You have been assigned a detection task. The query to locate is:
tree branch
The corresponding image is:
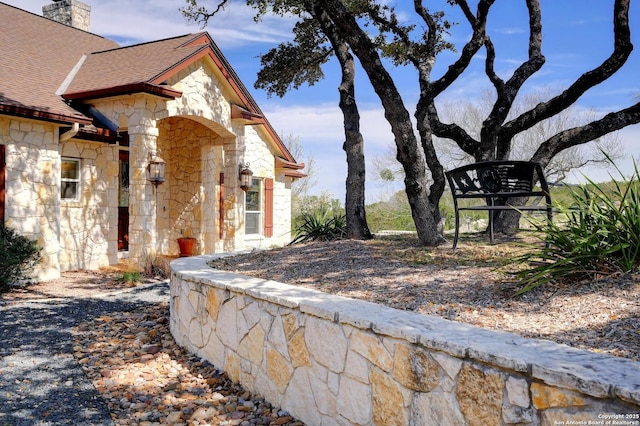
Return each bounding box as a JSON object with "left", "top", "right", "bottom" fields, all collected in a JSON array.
[
  {"left": 483, "top": 0, "right": 544, "bottom": 159},
  {"left": 181, "top": 0, "right": 230, "bottom": 27},
  {"left": 427, "top": 102, "right": 480, "bottom": 157},
  {"left": 428, "top": 0, "right": 495, "bottom": 97},
  {"left": 531, "top": 101, "right": 640, "bottom": 165},
  {"left": 503, "top": 0, "right": 633, "bottom": 141}
]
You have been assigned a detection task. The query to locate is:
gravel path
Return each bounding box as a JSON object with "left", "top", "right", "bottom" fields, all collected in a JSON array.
[
  {"left": 1, "top": 282, "right": 302, "bottom": 425},
  {"left": 0, "top": 283, "right": 169, "bottom": 425}
]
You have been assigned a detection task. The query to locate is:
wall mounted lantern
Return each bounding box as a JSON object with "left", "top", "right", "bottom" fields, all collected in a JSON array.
[
  {"left": 148, "top": 151, "right": 166, "bottom": 187},
  {"left": 239, "top": 163, "right": 253, "bottom": 192}
]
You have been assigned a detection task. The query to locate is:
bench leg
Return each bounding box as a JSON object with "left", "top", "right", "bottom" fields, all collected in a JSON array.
[
  {"left": 452, "top": 208, "right": 460, "bottom": 250},
  {"left": 488, "top": 201, "right": 494, "bottom": 244}
]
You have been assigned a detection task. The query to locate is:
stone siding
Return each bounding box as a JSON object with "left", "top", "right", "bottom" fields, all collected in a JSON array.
[
  {"left": 1, "top": 118, "right": 61, "bottom": 280},
  {"left": 1, "top": 118, "right": 119, "bottom": 276},
  {"left": 59, "top": 139, "right": 119, "bottom": 271},
  {"left": 243, "top": 125, "right": 293, "bottom": 249},
  {"left": 42, "top": 0, "right": 91, "bottom": 31},
  {"left": 170, "top": 255, "right": 640, "bottom": 426}
]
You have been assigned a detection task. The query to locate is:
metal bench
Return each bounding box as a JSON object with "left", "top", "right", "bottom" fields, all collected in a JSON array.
[{"left": 445, "top": 160, "right": 553, "bottom": 249}]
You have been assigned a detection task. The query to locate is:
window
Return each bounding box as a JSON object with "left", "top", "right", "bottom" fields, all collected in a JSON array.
[
  {"left": 61, "top": 158, "right": 80, "bottom": 200},
  {"left": 245, "top": 178, "right": 262, "bottom": 234}
]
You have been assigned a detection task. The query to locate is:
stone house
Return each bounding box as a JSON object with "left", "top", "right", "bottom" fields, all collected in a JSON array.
[{"left": 0, "top": 1, "right": 304, "bottom": 280}]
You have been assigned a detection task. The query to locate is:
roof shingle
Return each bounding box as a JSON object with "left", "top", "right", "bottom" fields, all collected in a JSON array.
[{"left": 0, "top": 2, "right": 119, "bottom": 123}]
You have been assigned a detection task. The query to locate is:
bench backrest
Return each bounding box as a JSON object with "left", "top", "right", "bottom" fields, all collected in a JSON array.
[{"left": 445, "top": 161, "right": 549, "bottom": 196}]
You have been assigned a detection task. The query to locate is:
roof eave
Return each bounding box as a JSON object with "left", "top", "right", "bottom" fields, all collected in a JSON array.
[
  {"left": 63, "top": 82, "right": 182, "bottom": 101},
  {"left": 276, "top": 157, "right": 306, "bottom": 179},
  {"left": 0, "top": 104, "right": 93, "bottom": 125},
  {"left": 75, "top": 127, "right": 120, "bottom": 144},
  {"left": 284, "top": 170, "right": 308, "bottom": 179},
  {"left": 276, "top": 157, "right": 305, "bottom": 170},
  {"left": 231, "top": 103, "right": 264, "bottom": 123}
]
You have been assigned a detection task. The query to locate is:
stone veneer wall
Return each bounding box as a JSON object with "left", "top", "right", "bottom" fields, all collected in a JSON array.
[
  {"left": 1, "top": 118, "right": 118, "bottom": 277},
  {"left": 1, "top": 118, "right": 61, "bottom": 280},
  {"left": 42, "top": 0, "right": 91, "bottom": 32},
  {"left": 59, "top": 139, "right": 119, "bottom": 271},
  {"left": 170, "top": 256, "right": 640, "bottom": 426}
]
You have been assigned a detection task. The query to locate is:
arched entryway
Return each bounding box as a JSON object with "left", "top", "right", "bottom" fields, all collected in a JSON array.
[{"left": 155, "top": 116, "right": 233, "bottom": 257}]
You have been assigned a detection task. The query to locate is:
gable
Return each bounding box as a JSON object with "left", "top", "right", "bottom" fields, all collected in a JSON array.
[{"left": 64, "top": 32, "right": 297, "bottom": 165}]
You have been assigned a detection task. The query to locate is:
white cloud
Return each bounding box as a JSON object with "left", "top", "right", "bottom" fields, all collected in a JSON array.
[
  {"left": 495, "top": 27, "right": 527, "bottom": 35},
  {"left": 7, "top": 0, "right": 295, "bottom": 47},
  {"left": 567, "top": 125, "right": 640, "bottom": 184}
]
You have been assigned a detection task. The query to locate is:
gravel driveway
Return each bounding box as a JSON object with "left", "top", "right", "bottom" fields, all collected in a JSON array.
[{"left": 0, "top": 283, "right": 170, "bottom": 426}]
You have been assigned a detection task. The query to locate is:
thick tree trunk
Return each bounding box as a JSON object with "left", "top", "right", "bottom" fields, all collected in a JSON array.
[
  {"left": 343, "top": 130, "right": 372, "bottom": 239},
  {"left": 316, "top": 6, "right": 372, "bottom": 240},
  {"left": 339, "top": 76, "right": 371, "bottom": 240},
  {"left": 492, "top": 210, "right": 522, "bottom": 236}
]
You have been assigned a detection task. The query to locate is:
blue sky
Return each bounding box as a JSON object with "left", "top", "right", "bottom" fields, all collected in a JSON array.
[{"left": 7, "top": 0, "right": 640, "bottom": 202}]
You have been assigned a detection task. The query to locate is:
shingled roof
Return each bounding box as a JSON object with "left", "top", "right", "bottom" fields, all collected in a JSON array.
[
  {"left": 0, "top": 2, "right": 119, "bottom": 124},
  {"left": 0, "top": 2, "right": 298, "bottom": 164}
]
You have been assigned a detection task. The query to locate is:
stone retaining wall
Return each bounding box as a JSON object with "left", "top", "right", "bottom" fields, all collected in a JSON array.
[{"left": 170, "top": 256, "right": 640, "bottom": 426}]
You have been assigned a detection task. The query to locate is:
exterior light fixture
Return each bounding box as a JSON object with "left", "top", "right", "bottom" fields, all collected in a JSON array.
[
  {"left": 239, "top": 163, "right": 253, "bottom": 192},
  {"left": 148, "top": 151, "right": 166, "bottom": 187}
]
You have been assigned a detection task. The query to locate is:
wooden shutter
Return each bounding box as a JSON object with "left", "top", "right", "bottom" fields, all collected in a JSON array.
[
  {"left": 0, "top": 145, "right": 5, "bottom": 223},
  {"left": 264, "top": 178, "right": 273, "bottom": 237},
  {"left": 219, "top": 172, "right": 225, "bottom": 239}
]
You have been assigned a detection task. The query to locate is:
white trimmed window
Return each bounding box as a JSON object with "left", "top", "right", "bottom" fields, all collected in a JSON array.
[
  {"left": 245, "top": 178, "right": 262, "bottom": 234},
  {"left": 61, "top": 158, "right": 81, "bottom": 201}
]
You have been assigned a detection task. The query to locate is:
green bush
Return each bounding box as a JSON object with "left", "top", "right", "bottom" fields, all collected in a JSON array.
[
  {"left": 290, "top": 212, "right": 347, "bottom": 244},
  {"left": 119, "top": 271, "right": 141, "bottom": 287},
  {"left": 514, "top": 161, "right": 640, "bottom": 295},
  {"left": 0, "top": 224, "right": 41, "bottom": 292}
]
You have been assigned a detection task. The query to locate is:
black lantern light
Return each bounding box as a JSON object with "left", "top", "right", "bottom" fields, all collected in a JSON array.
[
  {"left": 148, "top": 151, "right": 166, "bottom": 187},
  {"left": 239, "top": 163, "right": 253, "bottom": 192}
]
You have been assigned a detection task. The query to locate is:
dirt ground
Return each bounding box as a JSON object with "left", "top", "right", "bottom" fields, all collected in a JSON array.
[
  {"left": 209, "top": 235, "right": 640, "bottom": 361},
  {"left": 0, "top": 269, "right": 135, "bottom": 301}
]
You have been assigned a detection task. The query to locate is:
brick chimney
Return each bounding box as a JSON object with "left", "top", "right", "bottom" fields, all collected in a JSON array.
[{"left": 42, "top": 0, "right": 91, "bottom": 31}]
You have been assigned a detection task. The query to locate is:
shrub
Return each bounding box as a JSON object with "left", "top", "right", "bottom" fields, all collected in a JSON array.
[
  {"left": 119, "top": 271, "right": 141, "bottom": 287},
  {"left": 290, "top": 212, "right": 347, "bottom": 244},
  {"left": 141, "top": 251, "right": 170, "bottom": 279},
  {"left": 514, "top": 160, "right": 640, "bottom": 295},
  {"left": 0, "top": 225, "right": 41, "bottom": 292}
]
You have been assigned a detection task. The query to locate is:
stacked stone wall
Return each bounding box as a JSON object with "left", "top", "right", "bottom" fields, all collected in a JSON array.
[
  {"left": 42, "top": 0, "right": 91, "bottom": 31},
  {"left": 170, "top": 256, "right": 640, "bottom": 426},
  {"left": 58, "top": 140, "right": 119, "bottom": 270},
  {"left": 1, "top": 119, "right": 61, "bottom": 279}
]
